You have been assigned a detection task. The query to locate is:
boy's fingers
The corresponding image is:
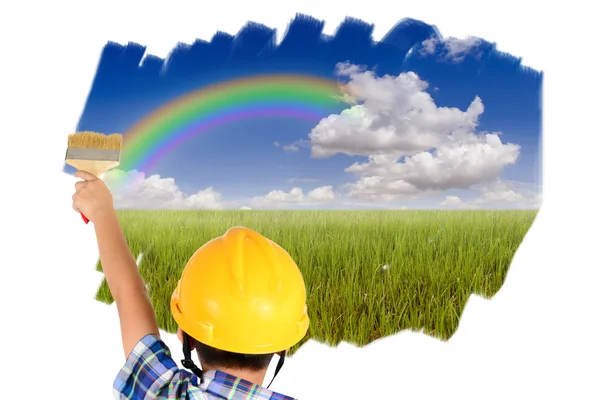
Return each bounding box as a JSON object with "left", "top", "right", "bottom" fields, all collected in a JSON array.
[
  {"left": 72, "top": 197, "right": 80, "bottom": 213},
  {"left": 75, "top": 181, "right": 86, "bottom": 191},
  {"left": 75, "top": 170, "right": 98, "bottom": 181}
]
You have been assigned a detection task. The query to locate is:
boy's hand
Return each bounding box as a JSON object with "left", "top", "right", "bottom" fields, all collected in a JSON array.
[{"left": 72, "top": 170, "right": 115, "bottom": 222}]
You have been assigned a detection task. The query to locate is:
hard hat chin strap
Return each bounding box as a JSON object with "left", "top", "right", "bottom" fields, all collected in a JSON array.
[
  {"left": 266, "top": 350, "right": 286, "bottom": 389},
  {"left": 180, "top": 332, "right": 287, "bottom": 390},
  {"left": 181, "top": 332, "right": 204, "bottom": 381}
]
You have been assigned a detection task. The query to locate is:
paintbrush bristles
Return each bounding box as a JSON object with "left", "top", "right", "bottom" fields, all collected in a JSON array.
[{"left": 67, "top": 131, "right": 122, "bottom": 150}]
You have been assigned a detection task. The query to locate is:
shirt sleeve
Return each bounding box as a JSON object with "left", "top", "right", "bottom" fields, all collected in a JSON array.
[{"left": 113, "top": 334, "right": 197, "bottom": 399}]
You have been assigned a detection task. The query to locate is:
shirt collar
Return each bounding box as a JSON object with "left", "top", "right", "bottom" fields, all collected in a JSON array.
[{"left": 201, "top": 369, "right": 295, "bottom": 399}]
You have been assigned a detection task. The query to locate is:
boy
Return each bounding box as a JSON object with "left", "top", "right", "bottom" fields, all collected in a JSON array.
[{"left": 72, "top": 170, "right": 310, "bottom": 399}]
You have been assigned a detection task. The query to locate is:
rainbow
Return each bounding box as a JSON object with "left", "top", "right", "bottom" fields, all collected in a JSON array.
[{"left": 119, "top": 75, "right": 344, "bottom": 174}]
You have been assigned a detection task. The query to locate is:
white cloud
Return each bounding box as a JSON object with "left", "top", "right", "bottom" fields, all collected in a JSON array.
[
  {"left": 473, "top": 180, "right": 524, "bottom": 204},
  {"left": 310, "top": 64, "right": 488, "bottom": 158},
  {"left": 103, "top": 169, "right": 225, "bottom": 209},
  {"left": 276, "top": 139, "right": 309, "bottom": 152},
  {"left": 419, "top": 36, "right": 484, "bottom": 63},
  {"left": 473, "top": 180, "right": 541, "bottom": 208},
  {"left": 343, "top": 175, "right": 421, "bottom": 202},
  {"left": 309, "top": 64, "right": 521, "bottom": 203},
  {"left": 438, "top": 195, "right": 478, "bottom": 209},
  {"left": 250, "top": 186, "right": 337, "bottom": 208},
  {"left": 240, "top": 206, "right": 252, "bottom": 210},
  {"left": 529, "top": 193, "right": 542, "bottom": 208},
  {"left": 307, "top": 185, "right": 336, "bottom": 202},
  {"left": 254, "top": 187, "right": 304, "bottom": 204},
  {"left": 345, "top": 135, "right": 519, "bottom": 191},
  {"left": 421, "top": 38, "right": 437, "bottom": 55},
  {"left": 439, "top": 195, "right": 463, "bottom": 207},
  {"left": 437, "top": 181, "right": 542, "bottom": 209}
]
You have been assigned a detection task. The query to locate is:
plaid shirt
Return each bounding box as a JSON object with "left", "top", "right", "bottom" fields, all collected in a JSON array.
[{"left": 113, "top": 334, "right": 296, "bottom": 400}]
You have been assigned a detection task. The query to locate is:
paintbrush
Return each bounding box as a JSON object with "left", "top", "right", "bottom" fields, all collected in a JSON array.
[{"left": 65, "top": 131, "right": 122, "bottom": 224}]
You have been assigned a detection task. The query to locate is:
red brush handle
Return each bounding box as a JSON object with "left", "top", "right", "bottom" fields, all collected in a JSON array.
[{"left": 80, "top": 212, "right": 90, "bottom": 224}]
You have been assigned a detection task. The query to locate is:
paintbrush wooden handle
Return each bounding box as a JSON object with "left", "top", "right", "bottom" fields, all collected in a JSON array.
[{"left": 80, "top": 212, "right": 90, "bottom": 224}]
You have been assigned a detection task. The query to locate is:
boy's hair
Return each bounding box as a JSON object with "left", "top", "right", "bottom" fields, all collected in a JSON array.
[{"left": 195, "top": 340, "right": 275, "bottom": 371}]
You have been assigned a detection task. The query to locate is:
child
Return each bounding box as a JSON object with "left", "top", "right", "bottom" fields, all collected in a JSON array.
[{"left": 72, "top": 170, "right": 310, "bottom": 399}]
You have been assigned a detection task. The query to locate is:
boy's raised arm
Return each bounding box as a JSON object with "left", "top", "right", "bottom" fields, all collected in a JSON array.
[{"left": 72, "top": 170, "right": 160, "bottom": 358}]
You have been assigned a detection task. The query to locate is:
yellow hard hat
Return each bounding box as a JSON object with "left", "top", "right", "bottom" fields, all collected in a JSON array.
[{"left": 170, "top": 226, "right": 310, "bottom": 354}]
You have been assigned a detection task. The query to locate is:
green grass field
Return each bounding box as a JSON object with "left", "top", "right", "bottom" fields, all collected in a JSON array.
[{"left": 95, "top": 210, "right": 537, "bottom": 353}]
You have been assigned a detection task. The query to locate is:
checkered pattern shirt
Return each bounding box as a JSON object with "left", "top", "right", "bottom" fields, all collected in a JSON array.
[{"left": 113, "top": 334, "right": 296, "bottom": 399}]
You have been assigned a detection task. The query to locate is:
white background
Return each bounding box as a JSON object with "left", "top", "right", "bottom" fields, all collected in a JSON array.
[{"left": 0, "top": 0, "right": 598, "bottom": 399}]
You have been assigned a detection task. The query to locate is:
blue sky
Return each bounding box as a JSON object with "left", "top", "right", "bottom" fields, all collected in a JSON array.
[{"left": 73, "top": 15, "right": 542, "bottom": 210}]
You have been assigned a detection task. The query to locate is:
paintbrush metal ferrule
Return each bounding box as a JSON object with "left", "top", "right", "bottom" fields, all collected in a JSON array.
[{"left": 65, "top": 148, "right": 121, "bottom": 162}]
